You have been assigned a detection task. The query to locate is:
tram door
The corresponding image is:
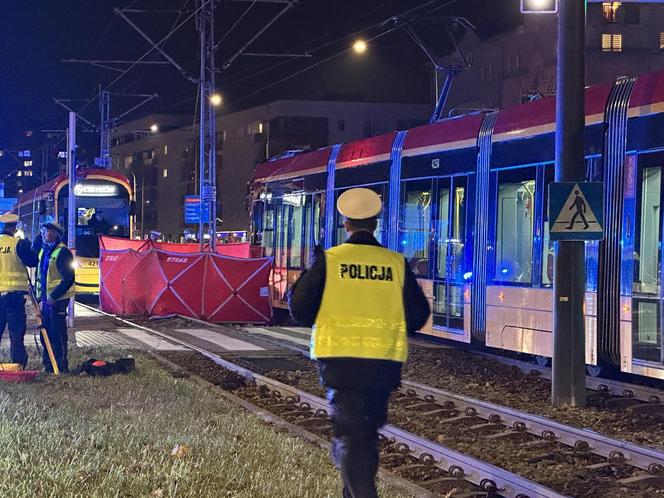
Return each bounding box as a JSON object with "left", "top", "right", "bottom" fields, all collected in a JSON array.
[
  {"left": 632, "top": 160, "right": 664, "bottom": 364},
  {"left": 272, "top": 201, "right": 288, "bottom": 303},
  {"left": 433, "top": 176, "right": 467, "bottom": 331}
]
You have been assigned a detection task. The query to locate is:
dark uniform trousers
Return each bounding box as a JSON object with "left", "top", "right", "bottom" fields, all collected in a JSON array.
[
  {"left": 0, "top": 292, "right": 28, "bottom": 367},
  {"left": 328, "top": 387, "right": 391, "bottom": 498},
  {"left": 41, "top": 300, "right": 68, "bottom": 372}
]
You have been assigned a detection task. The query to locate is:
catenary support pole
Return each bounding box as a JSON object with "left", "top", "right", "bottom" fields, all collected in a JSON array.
[
  {"left": 67, "top": 112, "right": 76, "bottom": 328},
  {"left": 552, "top": 0, "right": 586, "bottom": 407}
]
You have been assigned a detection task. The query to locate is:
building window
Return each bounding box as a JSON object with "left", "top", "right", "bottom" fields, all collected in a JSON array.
[
  {"left": 602, "top": 2, "right": 620, "bottom": 23},
  {"left": 16, "top": 171, "right": 22, "bottom": 177},
  {"left": 338, "top": 119, "right": 345, "bottom": 131},
  {"left": 163, "top": 145, "right": 168, "bottom": 155},
  {"left": 660, "top": 33, "right": 664, "bottom": 50},
  {"left": 258, "top": 122, "right": 264, "bottom": 134},
  {"left": 163, "top": 168, "right": 168, "bottom": 178},
  {"left": 602, "top": 33, "right": 622, "bottom": 52},
  {"left": 624, "top": 4, "right": 639, "bottom": 24},
  {"left": 24, "top": 170, "right": 32, "bottom": 177},
  {"left": 23, "top": 160, "right": 32, "bottom": 167}
]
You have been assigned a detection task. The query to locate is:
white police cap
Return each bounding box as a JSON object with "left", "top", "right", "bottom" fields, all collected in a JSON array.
[
  {"left": 336, "top": 188, "right": 382, "bottom": 220},
  {"left": 0, "top": 213, "right": 19, "bottom": 224}
]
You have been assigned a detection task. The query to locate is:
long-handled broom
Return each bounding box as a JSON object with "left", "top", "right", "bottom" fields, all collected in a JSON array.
[{"left": 25, "top": 270, "right": 60, "bottom": 376}]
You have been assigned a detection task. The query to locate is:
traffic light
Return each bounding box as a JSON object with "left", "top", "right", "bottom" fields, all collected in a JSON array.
[{"left": 521, "top": 0, "right": 558, "bottom": 13}]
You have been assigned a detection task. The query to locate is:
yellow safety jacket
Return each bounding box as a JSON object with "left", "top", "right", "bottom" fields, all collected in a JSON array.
[
  {"left": 0, "top": 235, "right": 29, "bottom": 292},
  {"left": 311, "top": 243, "right": 408, "bottom": 363},
  {"left": 37, "top": 243, "right": 75, "bottom": 301}
]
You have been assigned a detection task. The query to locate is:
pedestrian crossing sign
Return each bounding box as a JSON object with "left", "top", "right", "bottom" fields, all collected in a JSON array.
[{"left": 548, "top": 182, "right": 604, "bottom": 241}]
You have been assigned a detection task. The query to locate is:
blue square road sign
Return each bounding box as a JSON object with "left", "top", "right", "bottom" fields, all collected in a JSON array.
[{"left": 548, "top": 182, "right": 604, "bottom": 241}]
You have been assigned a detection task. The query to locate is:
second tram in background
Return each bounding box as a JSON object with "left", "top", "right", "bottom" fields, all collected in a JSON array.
[
  {"left": 16, "top": 169, "right": 134, "bottom": 295},
  {"left": 250, "top": 68, "right": 664, "bottom": 383}
]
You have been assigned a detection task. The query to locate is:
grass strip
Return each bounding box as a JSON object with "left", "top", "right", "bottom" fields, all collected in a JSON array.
[{"left": 0, "top": 347, "right": 413, "bottom": 498}]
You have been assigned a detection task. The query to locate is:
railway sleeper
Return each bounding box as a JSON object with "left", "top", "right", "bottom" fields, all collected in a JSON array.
[
  {"left": 438, "top": 415, "right": 482, "bottom": 425},
  {"left": 401, "top": 401, "right": 441, "bottom": 411},
  {"left": 292, "top": 417, "right": 331, "bottom": 428},
  {"left": 627, "top": 403, "right": 664, "bottom": 415},
  {"left": 421, "top": 407, "right": 458, "bottom": 417},
  {"left": 617, "top": 473, "right": 664, "bottom": 488},
  {"left": 604, "top": 397, "right": 642, "bottom": 409},
  {"left": 485, "top": 429, "right": 531, "bottom": 441},
  {"left": 467, "top": 422, "right": 505, "bottom": 433}
]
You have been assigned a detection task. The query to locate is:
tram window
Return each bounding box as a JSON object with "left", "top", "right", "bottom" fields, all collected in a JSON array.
[
  {"left": 261, "top": 200, "right": 275, "bottom": 257},
  {"left": 286, "top": 194, "right": 305, "bottom": 268},
  {"left": 435, "top": 186, "right": 450, "bottom": 279},
  {"left": 542, "top": 167, "right": 554, "bottom": 287},
  {"left": 335, "top": 185, "right": 387, "bottom": 245},
  {"left": 400, "top": 179, "right": 433, "bottom": 277},
  {"left": 632, "top": 163, "right": 664, "bottom": 363},
  {"left": 634, "top": 167, "right": 661, "bottom": 295},
  {"left": 495, "top": 173, "right": 535, "bottom": 284}
]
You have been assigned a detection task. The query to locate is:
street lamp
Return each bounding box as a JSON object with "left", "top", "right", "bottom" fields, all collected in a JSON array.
[
  {"left": 521, "top": 0, "right": 558, "bottom": 13},
  {"left": 210, "top": 93, "right": 222, "bottom": 107},
  {"left": 353, "top": 39, "right": 368, "bottom": 54},
  {"left": 150, "top": 124, "right": 159, "bottom": 133}
]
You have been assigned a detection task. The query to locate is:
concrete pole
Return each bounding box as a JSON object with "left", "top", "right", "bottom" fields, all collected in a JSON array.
[
  {"left": 552, "top": 0, "right": 586, "bottom": 407},
  {"left": 66, "top": 112, "right": 76, "bottom": 327},
  {"left": 198, "top": 15, "right": 206, "bottom": 251}
]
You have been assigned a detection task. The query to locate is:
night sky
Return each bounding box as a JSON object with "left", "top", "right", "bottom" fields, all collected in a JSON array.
[{"left": 0, "top": 0, "right": 520, "bottom": 153}]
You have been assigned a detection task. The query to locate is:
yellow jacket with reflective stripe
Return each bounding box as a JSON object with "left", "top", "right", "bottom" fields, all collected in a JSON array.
[
  {"left": 311, "top": 243, "right": 408, "bottom": 363},
  {"left": 38, "top": 243, "right": 75, "bottom": 301},
  {"left": 0, "top": 235, "right": 29, "bottom": 292}
]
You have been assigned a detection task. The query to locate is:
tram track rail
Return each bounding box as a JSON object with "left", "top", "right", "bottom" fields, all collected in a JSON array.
[
  {"left": 218, "top": 324, "right": 664, "bottom": 478},
  {"left": 469, "top": 350, "right": 664, "bottom": 408},
  {"left": 76, "top": 305, "right": 664, "bottom": 495},
  {"left": 77, "top": 304, "right": 566, "bottom": 498}
]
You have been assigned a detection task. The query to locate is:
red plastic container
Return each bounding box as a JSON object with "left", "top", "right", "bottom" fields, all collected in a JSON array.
[{"left": 0, "top": 370, "right": 39, "bottom": 382}]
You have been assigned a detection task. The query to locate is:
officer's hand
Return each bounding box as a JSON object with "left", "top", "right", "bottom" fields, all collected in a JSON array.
[{"left": 46, "top": 297, "right": 56, "bottom": 306}]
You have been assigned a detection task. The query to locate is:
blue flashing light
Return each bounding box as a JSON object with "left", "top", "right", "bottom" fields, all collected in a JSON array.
[{"left": 463, "top": 271, "right": 473, "bottom": 281}]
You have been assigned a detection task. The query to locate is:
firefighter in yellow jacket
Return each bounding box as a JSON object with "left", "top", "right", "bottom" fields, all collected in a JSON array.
[
  {"left": 36, "top": 221, "right": 74, "bottom": 373},
  {"left": 289, "top": 188, "right": 430, "bottom": 498},
  {"left": 0, "top": 213, "right": 39, "bottom": 367}
]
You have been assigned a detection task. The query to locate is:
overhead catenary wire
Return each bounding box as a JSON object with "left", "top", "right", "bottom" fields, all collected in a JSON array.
[
  {"left": 164, "top": 0, "right": 456, "bottom": 111},
  {"left": 76, "top": 0, "right": 214, "bottom": 118}
]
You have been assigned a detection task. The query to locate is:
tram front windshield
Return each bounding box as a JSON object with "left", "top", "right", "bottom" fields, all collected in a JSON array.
[{"left": 59, "top": 181, "right": 131, "bottom": 258}]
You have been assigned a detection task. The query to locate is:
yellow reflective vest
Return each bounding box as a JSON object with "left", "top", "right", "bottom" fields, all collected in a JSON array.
[
  {"left": 311, "top": 243, "right": 408, "bottom": 363},
  {"left": 0, "top": 235, "right": 29, "bottom": 292},
  {"left": 37, "top": 243, "right": 75, "bottom": 301}
]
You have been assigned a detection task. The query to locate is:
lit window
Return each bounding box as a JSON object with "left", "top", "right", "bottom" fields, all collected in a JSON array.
[
  {"left": 16, "top": 171, "right": 22, "bottom": 177},
  {"left": 163, "top": 145, "right": 168, "bottom": 155},
  {"left": 602, "top": 33, "right": 622, "bottom": 52},
  {"left": 602, "top": 2, "right": 620, "bottom": 23},
  {"left": 495, "top": 174, "right": 536, "bottom": 285},
  {"left": 258, "top": 122, "right": 264, "bottom": 134},
  {"left": 660, "top": 32, "right": 664, "bottom": 50},
  {"left": 24, "top": 170, "right": 32, "bottom": 177},
  {"left": 163, "top": 168, "right": 168, "bottom": 178},
  {"left": 23, "top": 160, "right": 32, "bottom": 167}
]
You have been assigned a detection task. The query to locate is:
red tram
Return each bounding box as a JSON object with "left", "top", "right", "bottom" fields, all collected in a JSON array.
[{"left": 250, "top": 69, "right": 664, "bottom": 381}]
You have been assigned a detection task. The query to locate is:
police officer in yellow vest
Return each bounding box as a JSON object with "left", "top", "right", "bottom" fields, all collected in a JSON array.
[
  {"left": 289, "top": 188, "right": 430, "bottom": 498},
  {"left": 0, "top": 213, "right": 39, "bottom": 367},
  {"left": 37, "top": 221, "right": 74, "bottom": 373}
]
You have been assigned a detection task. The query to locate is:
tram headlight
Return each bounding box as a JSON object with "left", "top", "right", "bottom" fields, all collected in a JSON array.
[{"left": 71, "top": 260, "right": 81, "bottom": 270}]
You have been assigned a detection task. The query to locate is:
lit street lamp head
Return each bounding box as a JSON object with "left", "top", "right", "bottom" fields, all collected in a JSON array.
[
  {"left": 521, "top": 0, "right": 558, "bottom": 13},
  {"left": 210, "top": 93, "right": 222, "bottom": 107},
  {"left": 150, "top": 124, "right": 159, "bottom": 133},
  {"left": 353, "top": 39, "right": 367, "bottom": 54}
]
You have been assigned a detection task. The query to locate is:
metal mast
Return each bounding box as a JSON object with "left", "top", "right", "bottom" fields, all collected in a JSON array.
[
  {"left": 197, "top": 0, "right": 217, "bottom": 250},
  {"left": 99, "top": 90, "right": 111, "bottom": 168}
]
